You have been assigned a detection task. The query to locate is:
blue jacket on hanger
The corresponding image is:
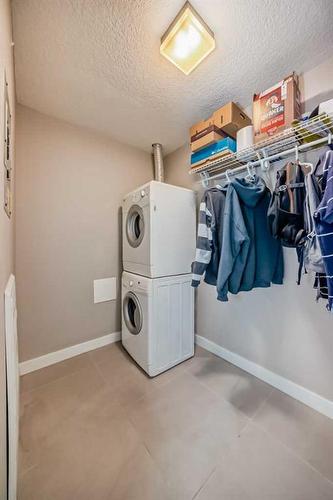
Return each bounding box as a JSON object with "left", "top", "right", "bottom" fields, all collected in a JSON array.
[
  {"left": 217, "top": 176, "right": 284, "bottom": 301},
  {"left": 216, "top": 183, "right": 250, "bottom": 301}
]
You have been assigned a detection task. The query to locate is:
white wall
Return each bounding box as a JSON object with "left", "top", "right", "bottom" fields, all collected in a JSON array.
[
  {"left": 15, "top": 105, "right": 153, "bottom": 362},
  {"left": 165, "top": 56, "right": 333, "bottom": 402},
  {"left": 0, "top": 0, "right": 15, "bottom": 497}
]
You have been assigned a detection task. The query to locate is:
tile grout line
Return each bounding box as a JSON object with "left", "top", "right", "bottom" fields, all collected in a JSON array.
[
  {"left": 240, "top": 386, "right": 275, "bottom": 435},
  {"left": 90, "top": 355, "right": 119, "bottom": 393},
  {"left": 18, "top": 462, "right": 38, "bottom": 480},
  {"left": 20, "top": 352, "right": 103, "bottom": 396},
  {"left": 119, "top": 360, "right": 235, "bottom": 500},
  {"left": 132, "top": 416, "right": 221, "bottom": 500},
  {"left": 74, "top": 350, "right": 160, "bottom": 497},
  {"left": 190, "top": 360, "right": 333, "bottom": 489},
  {"left": 18, "top": 352, "right": 117, "bottom": 483},
  {"left": 243, "top": 372, "right": 333, "bottom": 486},
  {"left": 19, "top": 344, "right": 333, "bottom": 497},
  {"left": 183, "top": 363, "right": 252, "bottom": 423},
  {"left": 250, "top": 419, "right": 333, "bottom": 488},
  {"left": 22, "top": 344, "right": 192, "bottom": 398},
  {"left": 183, "top": 351, "right": 280, "bottom": 427},
  {"left": 191, "top": 465, "right": 218, "bottom": 500},
  {"left": 250, "top": 387, "right": 275, "bottom": 421},
  {"left": 189, "top": 351, "right": 333, "bottom": 473},
  {"left": 139, "top": 439, "right": 176, "bottom": 496},
  {"left": 183, "top": 356, "right": 333, "bottom": 489},
  {"left": 90, "top": 349, "right": 174, "bottom": 414}
]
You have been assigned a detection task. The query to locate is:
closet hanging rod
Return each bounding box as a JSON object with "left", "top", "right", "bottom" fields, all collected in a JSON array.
[{"left": 197, "top": 135, "right": 330, "bottom": 185}]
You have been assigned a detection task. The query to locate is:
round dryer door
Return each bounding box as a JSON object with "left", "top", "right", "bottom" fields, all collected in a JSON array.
[
  {"left": 126, "top": 205, "right": 145, "bottom": 248},
  {"left": 123, "top": 291, "right": 143, "bottom": 335}
]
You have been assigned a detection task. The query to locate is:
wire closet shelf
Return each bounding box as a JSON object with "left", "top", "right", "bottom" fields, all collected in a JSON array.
[{"left": 190, "top": 113, "right": 333, "bottom": 185}]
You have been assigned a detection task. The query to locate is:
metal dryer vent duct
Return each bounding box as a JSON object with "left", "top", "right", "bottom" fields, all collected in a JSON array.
[{"left": 152, "top": 143, "right": 164, "bottom": 182}]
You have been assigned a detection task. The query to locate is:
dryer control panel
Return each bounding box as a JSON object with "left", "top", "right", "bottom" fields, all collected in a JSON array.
[{"left": 124, "top": 185, "right": 150, "bottom": 205}]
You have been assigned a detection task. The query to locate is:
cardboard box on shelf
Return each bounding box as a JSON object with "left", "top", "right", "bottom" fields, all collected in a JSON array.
[
  {"left": 190, "top": 136, "right": 236, "bottom": 168},
  {"left": 190, "top": 125, "right": 226, "bottom": 152},
  {"left": 189, "top": 102, "right": 251, "bottom": 156},
  {"left": 253, "top": 72, "right": 301, "bottom": 143},
  {"left": 212, "top": 102, "right": 252, "bottom": 139},
  {"left": 190, "top": 117, "right": 214, "bottom": 139},
  {"left": 190, "top": 149, "right": 231, "bottom": 170}
]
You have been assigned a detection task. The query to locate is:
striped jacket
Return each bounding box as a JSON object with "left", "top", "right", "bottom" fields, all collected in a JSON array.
[
  {"left": 314, "top": 150, "right": 333, "bottom": 311},
  {"left": 191, "top": 187, "right": 226, "bottom": 287}
]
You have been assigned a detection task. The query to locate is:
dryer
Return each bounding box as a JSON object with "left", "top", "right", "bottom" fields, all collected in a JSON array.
[
  {"left": 121, "top": 271, "right": 194, "bottom": 377},
  {"left": 122, "top": 181, "right": 196, "bottom": 278}
]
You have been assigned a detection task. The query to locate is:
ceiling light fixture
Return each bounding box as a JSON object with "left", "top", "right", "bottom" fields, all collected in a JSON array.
[{"left": 160, "top": 2, "right": 215, "bottom": 75}]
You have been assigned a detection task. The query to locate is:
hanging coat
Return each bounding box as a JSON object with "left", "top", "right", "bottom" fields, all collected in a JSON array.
[
  {"left": 192, "top": 186, "right": 227, "bottom": 287},
  {"left": 314, "top": 150, "right": 333, "bottom": 311},
  {"left": 217, "top": 176, "right": 284, "bottom": 301},
  {"left": 216, "top": 183, "right": 250, "bottom": 301}
]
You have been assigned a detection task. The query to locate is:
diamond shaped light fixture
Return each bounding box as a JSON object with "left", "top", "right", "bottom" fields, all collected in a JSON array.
[{"left": 160, "top": 2, "right": 215, "bottom": 75}]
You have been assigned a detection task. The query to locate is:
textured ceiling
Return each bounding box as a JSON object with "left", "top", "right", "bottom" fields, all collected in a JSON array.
[{"left": 12, "top": 0, "right": 333, "bottom": 154}]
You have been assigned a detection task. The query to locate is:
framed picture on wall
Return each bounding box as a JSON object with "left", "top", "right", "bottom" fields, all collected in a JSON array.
[{"left": 3, "top": 76, "right": 12, "bottom": 218}]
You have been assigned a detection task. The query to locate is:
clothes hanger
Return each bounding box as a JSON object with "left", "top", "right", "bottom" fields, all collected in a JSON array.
[
  {"left": 225, "top": 169, "right": 231, "bottom": 183},
  {"left": 286, "top": 160, "right": 295, "bottom": 213},
  {"left": 294, "top": 145, "right": 314, "bottom": 174},
  {"left": 298, "top": 160, "right": 314, "bottom": 174},
  {"left": 257, "top": 148, "right": 275, "bottom": 192},
  {"left": 260, "top": 148, "right": 270, "bottom": 172},
  {"left": 323, "top": 148, "right": 332, "bottom": 172},
  {"left": 245, "top": 162, "right": 256, "bottom": 182}
]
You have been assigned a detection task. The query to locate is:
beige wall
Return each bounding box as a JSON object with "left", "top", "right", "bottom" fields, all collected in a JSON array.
[
  {"left": 164, "top": 143, "right": 193, "bottom": 190},
  {"left": 0, "top": 0, "right": 15, "bottom": 497},
  {"left": 165, "top": 57, "right": 333, "bottom": 402},
  {"left": 15, "top": 105, "right": 153, "bottom": 361},
  {"left": 299, "top": 56, "right": 333, "bottom": 113}
]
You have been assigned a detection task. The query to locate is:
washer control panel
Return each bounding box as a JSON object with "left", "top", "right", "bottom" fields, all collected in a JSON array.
[{"left": 123, "top": 275, "right": 150, "bottom": 292}]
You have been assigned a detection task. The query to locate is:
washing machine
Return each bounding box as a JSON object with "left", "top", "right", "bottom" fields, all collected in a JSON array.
[
  {"left": 121, "top": 271, "right": 194, "bottom": 377},
  {"left": 122, "top": 181, "right": 196, "bottom": 278}
]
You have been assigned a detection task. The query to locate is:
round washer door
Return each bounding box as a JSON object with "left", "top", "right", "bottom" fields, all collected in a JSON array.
[
  {"left": 126, "top": 205, "right": 145, "bottom": 248},
  {"left": 123, "top": 291, "right": 143, "bottom": 335}
]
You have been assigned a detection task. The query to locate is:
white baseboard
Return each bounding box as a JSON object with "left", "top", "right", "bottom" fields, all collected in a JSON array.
[
  {"left": 195, "top": 334, "right": 333, "bottom": 420},
  {"left": 19, "top": 331, "right": 121, "bottom": 375}
]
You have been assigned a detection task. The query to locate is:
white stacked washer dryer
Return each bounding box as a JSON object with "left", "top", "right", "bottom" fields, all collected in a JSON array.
[{"left": 122, "top": 180, "right": 196, "bottom": 376}]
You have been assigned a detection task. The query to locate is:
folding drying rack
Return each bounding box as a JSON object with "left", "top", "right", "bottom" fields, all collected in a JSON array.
[{"left": 190, "top": 113, "right": 333, "bottom": 187}]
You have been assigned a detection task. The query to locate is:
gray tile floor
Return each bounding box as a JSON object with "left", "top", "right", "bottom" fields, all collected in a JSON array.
[{"left": 19, "top": 343, "right": 333, "bottom": 499}]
